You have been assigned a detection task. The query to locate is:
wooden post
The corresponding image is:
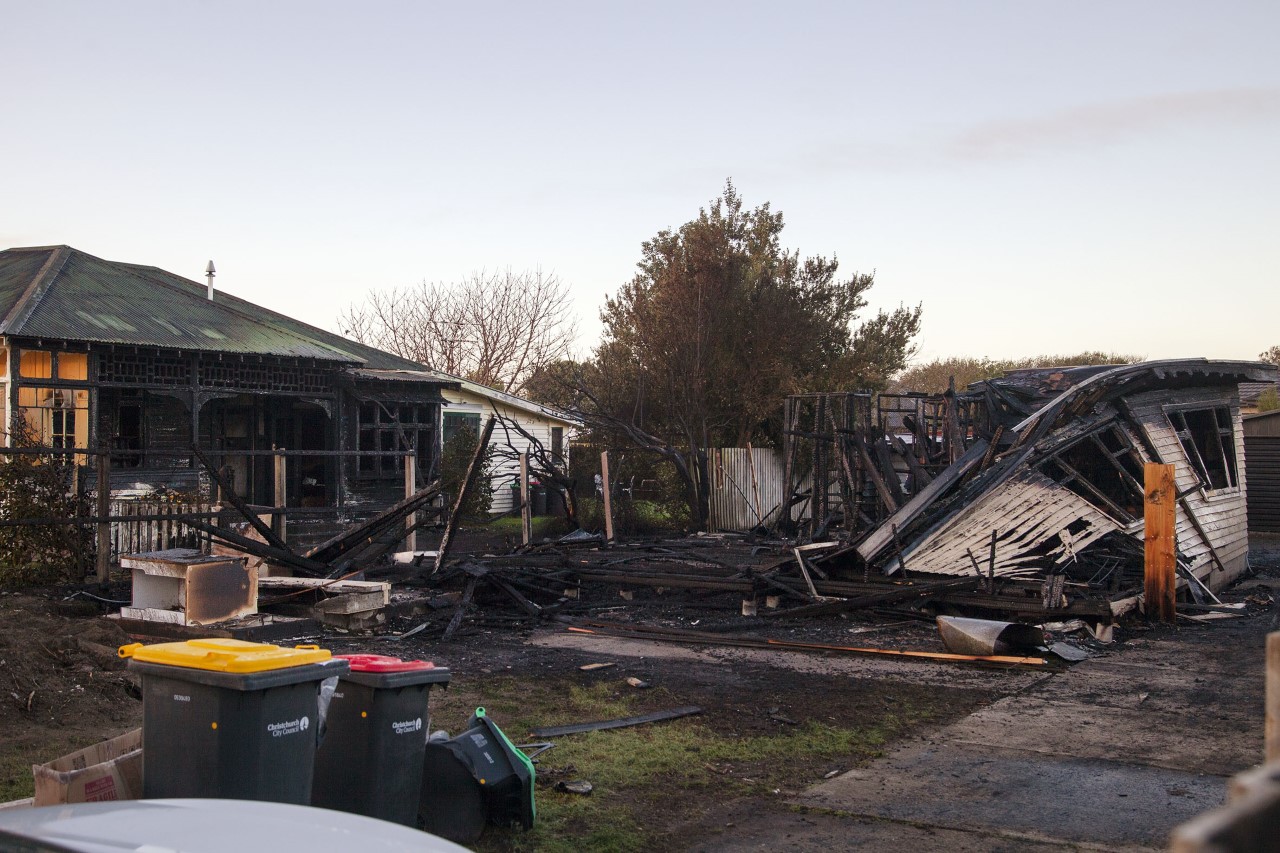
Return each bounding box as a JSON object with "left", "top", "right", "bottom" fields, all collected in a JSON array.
[
  {"left": 987, "top": 529, "right": 997, "bottom": 594},
  {"left": 273, "top": 449, "right": 287, "bottom": 544},
  {"left": 746, "top": 442, "right": 762, "bottom": 527},
  {"left": 519, "top": 452, "right": 532, "bottom": 546},
  {"left": 403, "top": 452, "right": 417, "bottom": 552},
  {"left": 1268, "top": 632, "right": 1280, "bottom": 762},
  {"left": 600, "top": 450, "right": 614, "bottom": 543},
  {"left": 1144, "top": 462, "right": 1177, "bottom": 622},
  {"left": 95, "top": 445, "right": 110, "bottom": 585}
]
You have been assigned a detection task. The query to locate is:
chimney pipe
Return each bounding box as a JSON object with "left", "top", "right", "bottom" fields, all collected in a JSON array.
[{"left": 205, "top": 260, "right": 216, "bottom": 300}]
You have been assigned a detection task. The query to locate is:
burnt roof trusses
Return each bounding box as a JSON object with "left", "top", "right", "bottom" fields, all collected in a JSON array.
[{"left": 0, "top": 245, "right": 426, "bottom": 371}]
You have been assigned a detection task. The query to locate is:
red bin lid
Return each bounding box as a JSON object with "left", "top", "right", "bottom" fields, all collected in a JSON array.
[{"left": 336, "top": 653, "right": 437, "bottom": 673}]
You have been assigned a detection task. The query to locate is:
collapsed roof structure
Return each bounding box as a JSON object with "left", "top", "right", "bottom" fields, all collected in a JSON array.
[{"left": 777, "top": 359, "right": 1278, "bottom": 612}]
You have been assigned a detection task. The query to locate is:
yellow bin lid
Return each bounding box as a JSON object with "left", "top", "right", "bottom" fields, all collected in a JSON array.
[{"left": 118, "top": 639, "right": 332, "bottom": 673}]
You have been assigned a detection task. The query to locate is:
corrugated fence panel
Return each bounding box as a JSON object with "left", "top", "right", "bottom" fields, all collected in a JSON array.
[
  {"left": 708, "top": 447, "right": 786, "bottom": 532},
  {"left": 1246, "top": 436, "right": 1280, "bottom": 533}
]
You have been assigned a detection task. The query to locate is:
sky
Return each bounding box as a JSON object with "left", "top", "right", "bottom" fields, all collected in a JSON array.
[{"left": 3, "top": 1, "right": 1278, "bottom": 366}]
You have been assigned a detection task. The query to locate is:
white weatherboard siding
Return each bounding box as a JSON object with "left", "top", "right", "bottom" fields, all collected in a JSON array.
[
  {"left": 895, "top": 469, "right": 1121, "bottom": 578},
  {"left": 1125, "top": 387, "right": 1250, "bottom": 585},
  {"left": 441, "top": 385, "right": 573, "bottom": 515},
  {"left": 893, "top": 385, "right": 1249, "bottom": 589}
]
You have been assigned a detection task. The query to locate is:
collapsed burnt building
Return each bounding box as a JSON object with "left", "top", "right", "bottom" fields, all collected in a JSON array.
[{"left": 777, "top": 359, "right": 1279, "bottom": 612}]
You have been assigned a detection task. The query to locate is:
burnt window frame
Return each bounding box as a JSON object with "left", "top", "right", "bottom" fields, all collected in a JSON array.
[
  {"left": 1165, "top": 405, "right": 1238, "bottom": 493},
  {"left": 357, "top": 401, "right": 435, "bottom": 480},
  {"left": 1038, "top": 423, "right": 1148, "bottom": 524}
]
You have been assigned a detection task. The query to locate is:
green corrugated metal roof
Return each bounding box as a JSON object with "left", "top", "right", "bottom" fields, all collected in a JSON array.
[{"left": 0, "top": 246, "right": 423, "bottom": 370}]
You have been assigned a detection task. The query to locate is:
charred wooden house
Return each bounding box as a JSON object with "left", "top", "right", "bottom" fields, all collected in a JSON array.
[
  {"left": 0, "top": 245, "right": 458, "bottom": 512},
  {"left": 782, "top": 359, "right": 1277, "bottom": 612}
]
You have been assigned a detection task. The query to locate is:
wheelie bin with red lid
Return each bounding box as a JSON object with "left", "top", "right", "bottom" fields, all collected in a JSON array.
[{"left": 311, "top": 653, "right": 451, "bottom": 825}]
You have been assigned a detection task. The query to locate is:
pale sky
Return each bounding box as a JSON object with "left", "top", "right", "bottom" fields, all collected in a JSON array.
[{"left": 4, "top": 1, "right": 1277, "bottom": 366}]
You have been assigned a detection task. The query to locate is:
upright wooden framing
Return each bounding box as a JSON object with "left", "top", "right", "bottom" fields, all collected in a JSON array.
[{"left": 1144, "top": 462, "right": 1177, "bottom": 622}]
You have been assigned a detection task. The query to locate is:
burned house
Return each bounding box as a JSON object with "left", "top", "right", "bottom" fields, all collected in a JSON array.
[
  {"left": 780, "top": 360, "right": 1277, "bottom": 610},
  {"left": 0, "top": 245, "right": 457, "bottom": 514}
]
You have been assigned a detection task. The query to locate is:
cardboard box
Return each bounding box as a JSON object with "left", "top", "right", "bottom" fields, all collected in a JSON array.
[{"left": 32, "top": 729, "right": 142, "bottom": 806}]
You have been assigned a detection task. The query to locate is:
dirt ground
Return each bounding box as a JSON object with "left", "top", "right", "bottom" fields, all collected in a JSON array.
[
  {"left": 2, "top": 533, "right": 1277, "bottom": 851},
  {"left": 0, "top": 593, "right": 141, "bottom": 801}
]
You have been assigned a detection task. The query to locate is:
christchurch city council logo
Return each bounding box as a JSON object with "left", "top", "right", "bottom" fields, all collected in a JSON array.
[
  {"left": 392, "top": 717, "right": 423, "bottom": 735},
  {"left": 300, "top": 716, "right": 310, "bottom": 732}
]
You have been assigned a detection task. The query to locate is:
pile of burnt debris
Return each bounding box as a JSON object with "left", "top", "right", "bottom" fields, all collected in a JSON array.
[
  {"left": 770, "top": 360, "right": 1276, "bottom": 614},
  {"left": 108, "top": 359, "right": 1276, "bottom": 668}
]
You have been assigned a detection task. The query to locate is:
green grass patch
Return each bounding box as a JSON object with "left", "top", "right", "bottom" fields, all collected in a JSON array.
[
  {"left": 481, "top": 514, "right": 566, "bottom": 539},
  {"left": 439, "top": 676, "right": 952, "bottom": 852}
]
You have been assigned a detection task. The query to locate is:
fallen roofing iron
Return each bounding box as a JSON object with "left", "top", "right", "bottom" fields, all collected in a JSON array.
[{"left": 935, "top": 615, "right": 1046, "bottom": 656}]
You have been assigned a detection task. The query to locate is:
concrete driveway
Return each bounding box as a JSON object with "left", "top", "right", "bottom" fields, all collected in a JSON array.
[{"left": 791, "top": 601, "right": 1270, "bottom": 850}]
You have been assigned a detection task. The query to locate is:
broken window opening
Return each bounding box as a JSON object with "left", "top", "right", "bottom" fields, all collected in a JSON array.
[
  {"left": 1167, "top": 406, "right": 1237, "bottom": 491},
  {"left": 1040, "top": 426, "right": 1146, "bottom": 522},
  {"left": 112, "top": 390, "right": 144, "bottom": 468}
]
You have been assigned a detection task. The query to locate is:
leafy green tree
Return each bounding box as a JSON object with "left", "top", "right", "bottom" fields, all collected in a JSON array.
[
  {"left": 1259, "top": 345, "right": 1280, "bottom": 366},
  {"left": 439, "top": 424, "right": 494, "bottom": 519},
  {"left": 892, "top": 351, "right": 1142, "bottom": 395},
  {"left": 574, "top": 181, "right": 920, "bottom": 529},
  {"left": 1257, "top": 386, "right": 1280, "bottom": 413},
  {"left": 598, "top": 180, "right": 920, "bottom": 448}
]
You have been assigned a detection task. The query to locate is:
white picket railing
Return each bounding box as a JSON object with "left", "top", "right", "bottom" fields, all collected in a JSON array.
[{"left": 108, "top": 500, "right": 210, "bottom": 559}]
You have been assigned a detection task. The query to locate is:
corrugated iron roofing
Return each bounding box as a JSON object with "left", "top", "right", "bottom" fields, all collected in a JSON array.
[{"left": 0, "top": 246, "right": 423, "bottom": 371}]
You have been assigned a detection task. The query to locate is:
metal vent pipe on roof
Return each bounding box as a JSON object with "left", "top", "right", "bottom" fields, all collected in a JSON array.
[{"left": 205, "top": 260, "right": 216, "bottom": 300}]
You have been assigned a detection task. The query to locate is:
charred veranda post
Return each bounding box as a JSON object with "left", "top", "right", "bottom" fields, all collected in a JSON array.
[{"left": 1144, "top": 463, "right": 1177, "bottom": 623}]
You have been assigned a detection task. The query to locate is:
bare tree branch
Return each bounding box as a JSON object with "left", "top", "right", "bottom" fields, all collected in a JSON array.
[
  {"left": 489, "top": 410, "right": 581, "bottom": 529},
  {"left": 338, "top": 269, "right": 578, "bottom": 393}
]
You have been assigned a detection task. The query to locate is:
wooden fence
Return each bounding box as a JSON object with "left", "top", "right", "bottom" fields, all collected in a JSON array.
[{"left": 108, "top": 500, "right": 212, "bottom": 560}]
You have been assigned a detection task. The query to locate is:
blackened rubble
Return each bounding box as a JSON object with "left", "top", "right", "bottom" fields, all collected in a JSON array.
[
  {"left": 770, "top": 359, "right": 1276, "bottom": 622},
  {"left": 183, "top": 358, "right": 1279, "bottom": 640}
]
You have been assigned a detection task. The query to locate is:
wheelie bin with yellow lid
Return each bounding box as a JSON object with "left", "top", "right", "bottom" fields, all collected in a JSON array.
[{"left": 119, "top": 638, "right": 348, "bottom": 803}]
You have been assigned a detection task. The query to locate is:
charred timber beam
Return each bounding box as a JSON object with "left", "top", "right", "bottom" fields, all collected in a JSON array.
[
  {"left": 930, "top": 590, "right": 1116, "bottom": 620},
  {"left": 856, "top": 439, "right": 989, "bottom": 564},
  {"left": 853, "top": 429, "right": 899, "bottom": 513},
  {"left": 762, "top": 576, "right": 982, "bottom": 619},
  {"left": 192, "top": 444, "right": 290, "bottom": 553},
  {"left": 432, "top": 416, "right": 496, "bottom": 575},
  {"left": 184, "top": 517, "right": 328, "bottom": 577},
  {"left": 305, "top": 478, "right": 443, "bottom": 564}
]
